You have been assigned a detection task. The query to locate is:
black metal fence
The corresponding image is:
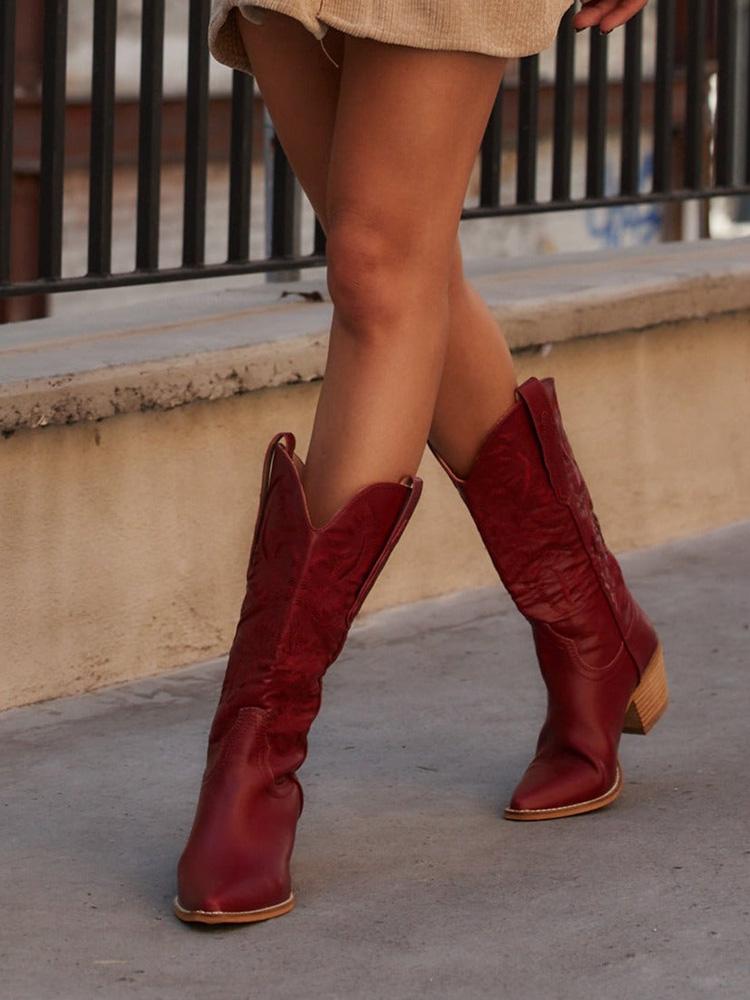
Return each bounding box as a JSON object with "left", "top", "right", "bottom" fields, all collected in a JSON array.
[{"left": 0, "top": 0, "right": 748, "bottom": 305}]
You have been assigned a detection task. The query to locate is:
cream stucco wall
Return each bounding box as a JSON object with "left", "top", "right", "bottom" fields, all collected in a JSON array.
[{"left": 2, "top": 310, "right": 748, "bottom": 710}]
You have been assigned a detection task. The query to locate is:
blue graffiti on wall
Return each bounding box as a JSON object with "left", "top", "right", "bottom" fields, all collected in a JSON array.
[{"left": 585, "top": 151, "right": 663, "bottom": 247}]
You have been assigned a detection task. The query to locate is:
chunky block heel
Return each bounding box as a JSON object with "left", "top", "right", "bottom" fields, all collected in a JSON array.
[{"left": 623, "top": 642, "right": 668, "bottom": 735}]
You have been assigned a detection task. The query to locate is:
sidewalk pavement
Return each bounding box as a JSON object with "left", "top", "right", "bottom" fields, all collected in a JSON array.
[{"left": 2, "top": 521, "right": 748, "bottom": 1000}]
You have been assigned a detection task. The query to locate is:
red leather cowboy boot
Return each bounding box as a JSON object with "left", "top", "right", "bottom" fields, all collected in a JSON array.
[
  {"left": 428, "top": 375, "right": 667, "bottom": 820},
  {"left": 175, "top": 430, "right": 422, "bottom": 922}
]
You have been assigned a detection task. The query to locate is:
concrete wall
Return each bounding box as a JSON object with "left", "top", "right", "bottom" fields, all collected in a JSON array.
[{"left": 2, "top": 239, "right": 749, "bottom": 710}]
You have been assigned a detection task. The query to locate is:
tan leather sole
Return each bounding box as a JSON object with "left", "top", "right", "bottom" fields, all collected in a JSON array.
[
  {"left": 623, "top": 641, "right": 669, "bottom": 735},
  {"left": 173, "top": 892, "right": 295, "bottom": 925},
  {"left": 503, "top": 764, "right": 623, "bottom": 821}
]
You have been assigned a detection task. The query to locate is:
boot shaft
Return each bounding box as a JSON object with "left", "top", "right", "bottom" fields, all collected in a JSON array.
[
  {"left": 428, "top": 376, "right": 656, "bottom": 675},
  {"left": 211, "top": 431, "right": 423, "bottom": 751}
]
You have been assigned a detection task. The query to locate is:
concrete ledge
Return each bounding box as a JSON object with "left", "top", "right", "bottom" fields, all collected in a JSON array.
[{"left": 2, "top": 236, "right": 749, "bottom": 433}]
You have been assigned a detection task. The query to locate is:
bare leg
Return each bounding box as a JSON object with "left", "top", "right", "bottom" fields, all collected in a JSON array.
[
  {"left": 237, "top": 11, "right": 508, "bottom": 526},
  {"left": 429, "top": 239, "right": 519, "bottom": 478}
]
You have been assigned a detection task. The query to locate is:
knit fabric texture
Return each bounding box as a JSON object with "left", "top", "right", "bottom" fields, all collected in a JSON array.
[{"left": 209, "top": 1, "right": 574, "bottom": 76}]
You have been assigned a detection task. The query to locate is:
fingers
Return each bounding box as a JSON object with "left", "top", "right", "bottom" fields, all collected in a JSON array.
[{"left": 572, "top": 0, "right": 648, "bottom": 34}]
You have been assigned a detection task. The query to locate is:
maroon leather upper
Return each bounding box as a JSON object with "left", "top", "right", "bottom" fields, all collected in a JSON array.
[
  {"left": 428, "top": 376, "right": 659, "bottom": 811},
  {"left": 177, "top": 432, "right": 422, "bottom": 913}
]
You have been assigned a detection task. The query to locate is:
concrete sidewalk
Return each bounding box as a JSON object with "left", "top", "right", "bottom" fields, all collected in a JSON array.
[{"left": 2, "top": 522, "right": 748, "bottom": 1000}]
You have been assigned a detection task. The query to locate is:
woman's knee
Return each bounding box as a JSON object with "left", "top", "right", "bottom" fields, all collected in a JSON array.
[
  {"left": 325, "top": 218, "right": 405, "bottom": 330},
  {"left": 325, "top": 213, "right": 451, "bottom": 333}
]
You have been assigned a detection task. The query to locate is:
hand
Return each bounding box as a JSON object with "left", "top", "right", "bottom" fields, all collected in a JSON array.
[{"left": 572, "top": 0, "right": 650, "bottom": 35}]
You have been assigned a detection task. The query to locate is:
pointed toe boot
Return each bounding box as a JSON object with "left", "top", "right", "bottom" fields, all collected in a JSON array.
[
  {"left": 428, "top": 375, "right": 667, "bottom": 821},
  {"left": 175, "top": 431, "right": 422, "bottom": 923}
]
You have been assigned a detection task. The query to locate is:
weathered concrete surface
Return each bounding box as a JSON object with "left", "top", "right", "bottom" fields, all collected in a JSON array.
[
  {"left": 1, "top": 521, "right": 748, "bottom": 1000},
  {"left": 2, "top": 236, "right": 749, "bottom": 432}
]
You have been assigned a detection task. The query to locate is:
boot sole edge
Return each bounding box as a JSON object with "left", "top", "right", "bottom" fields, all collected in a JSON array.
[
  {"left": 173, "top": 892, "right": 295, "bottom": 924},
  {"left": 503, "top": 764, "right": 623, "bottom": 821}
]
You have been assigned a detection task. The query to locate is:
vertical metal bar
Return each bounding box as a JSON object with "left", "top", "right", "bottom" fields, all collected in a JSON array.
[
  {"left": 136, "top": 0, "right": 165, "bottom": 271},
  {"left": 313, "top": 214, "right": 326, "bottom": 256},
  {"left": 0, "top": 0, "right": 17, "bottom": 282},
  {"left": 715, "top": 0, "right": 738, "bottom": 187},
  {"left": 684, "top": 0, "right": 707, "bottom": 190},
  {"left": 620, "top": 10, "right": 643, "bottom": 195},
  {"left": 652, "top": 0, "right": 676, "bottom": 193},
  {"left": 551, "top": 6, "right": 575, "bottom": 202},
  {"left": 38, "top": 0, "right": 68, "bottom": 280},
  {"left": 87, "top": 0, "right": 117, "bottom": 276},
  {"left": 2, "top": 0, "right": 47, "bottom": 320},
  {"left": 585, "top": 28, "right": 607, "bottom": 199},
  {"left": 227, "top": 70, "right": 253, "bottom": 262},
  {"left": 479, "top": 81, "right": 503, "bottom": 208},
  {"left": 182, "top": 0, "right": 210, "bottom": 266},
  {"left": 516, "top": 54, "right": 539, "bottom": 204},
  {"left": 269, "top": 132, "right": 297, "bottom": 258}
]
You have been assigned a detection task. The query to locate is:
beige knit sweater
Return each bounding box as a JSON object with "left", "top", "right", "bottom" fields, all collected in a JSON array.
[{"left": 209, "top": 1, "right": 573, "bottom": 77}]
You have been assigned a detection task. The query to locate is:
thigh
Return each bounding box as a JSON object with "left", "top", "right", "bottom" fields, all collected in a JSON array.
[
  {"left": 235, "top": 9, "right": 346, "bottom": 222},
  {"left": 326, "top": 36, "right": 508, "bottom": 279}
]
